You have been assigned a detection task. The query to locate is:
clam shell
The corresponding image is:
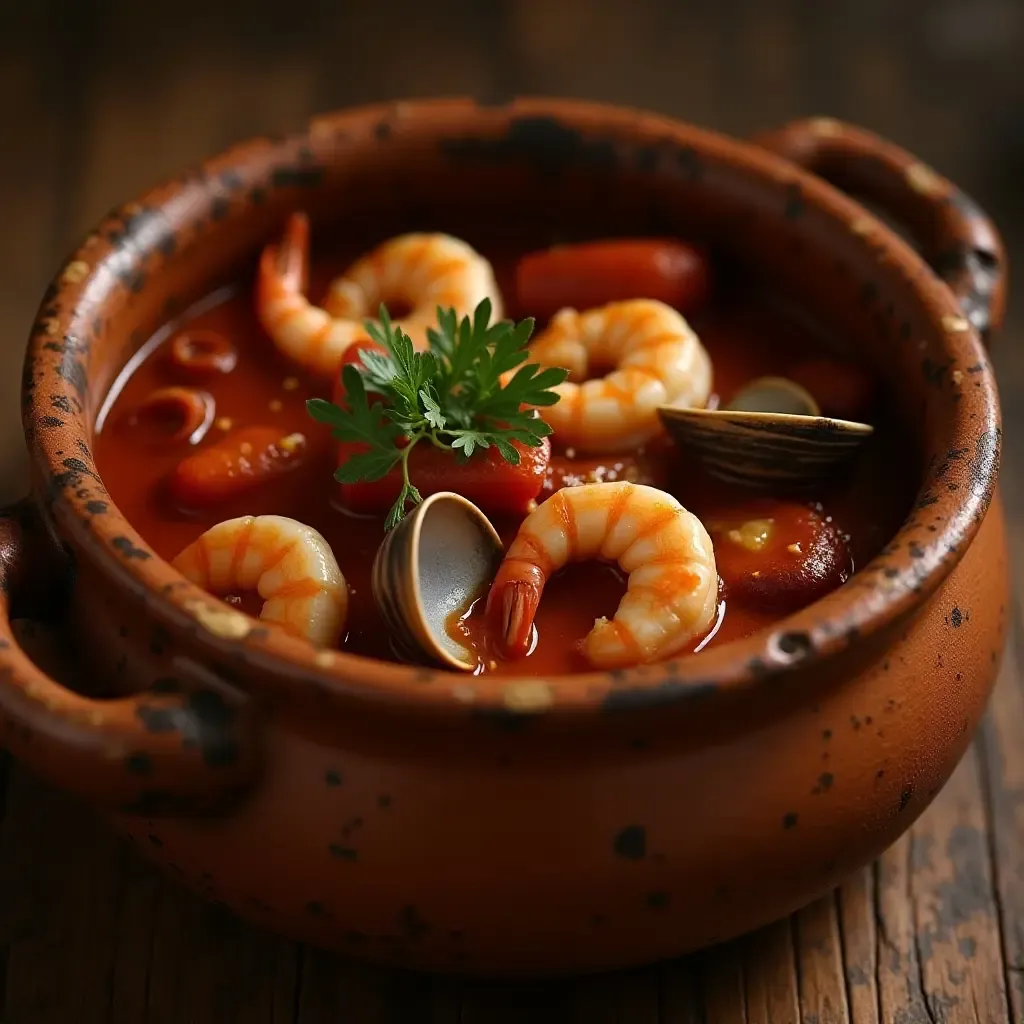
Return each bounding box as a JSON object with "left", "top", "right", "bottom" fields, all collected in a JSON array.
[
  {"left": 659, "top": 374, "right": 873, "bottom": 488},
  {"left": 372, "top": 492, "right": 504, "bottom": 671},
  {"left": 724, "top": 376, "right": 820, "bottom": 417}
]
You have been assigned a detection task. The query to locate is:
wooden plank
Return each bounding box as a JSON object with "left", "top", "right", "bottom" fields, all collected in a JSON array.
[
  {"left": 142, "top": 885, "right": 298, "bottom": 1024},
  {"left": 614, "top": 968, "right": 662, "bottom": 1024},
  {"left": 907, "top": 746, "right": 1009, "bottom": 1024},
  {"left": 977, "top": 606, "right": 1024, "bottom": 1020},
  {"left": 568, "top": 972, "right": 621, "bottom": 1024},
  {"left": 0, "top": 772, "right": 124, "bottom": 1023},
  {"left": 427, "top": 978, "right": 464, "bottom": 1024},
  {"left": 795, "top": 895, "right": 850, "bottom": 1024},
  {"left": 875, "top": 836, "right": 932, "bottom": 1024},
  {"left": 875, "top": 743, "right": 1011, "bottom": 1024},
  {"left": 837, "top": 868, "right": 880, "bottom": 1024},
  {"left": 0, "top": 623, "right": 125, "bottom": 1023},
  {"left": 742, "top": 918, "right": 800, "bottom": 1024},
  {"left": 107, "top": 841, "right": 162, "bottom": 1024},
  {"left": 295, "top": 952, "right": 402, "bottom": 1024},
  {"left": 458, "top": 981, "right": 568, "bottom": 1024},
  {"left": 701, "top": 943, "right": 747, "bottom": 1024},
  {"left": 659, "top": 958, "right": 701, "bottom": 1024}
]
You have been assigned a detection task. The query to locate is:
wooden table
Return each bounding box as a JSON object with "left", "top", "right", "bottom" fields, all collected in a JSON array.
[{"left": 3, "top": 2, "right": 1024, "bottom": 1020}]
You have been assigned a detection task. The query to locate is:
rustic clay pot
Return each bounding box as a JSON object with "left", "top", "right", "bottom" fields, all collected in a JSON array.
[{"left": 3, "top": 100, "right": 1007, "bottom": 976}]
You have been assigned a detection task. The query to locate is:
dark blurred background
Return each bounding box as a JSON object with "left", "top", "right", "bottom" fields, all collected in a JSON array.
[{"left": 2, "top": 0, "right": 1023, "bottom": 501}]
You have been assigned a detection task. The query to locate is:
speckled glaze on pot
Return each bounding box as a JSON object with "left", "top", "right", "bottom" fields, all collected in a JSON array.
[{"left": 2, "top": 101, "right": 1008, "bottom": 976}]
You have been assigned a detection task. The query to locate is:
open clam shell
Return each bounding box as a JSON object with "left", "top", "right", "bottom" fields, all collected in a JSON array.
[
  {"left": 658, "top": 375, "right": 874, "bottom": 489},
  {"left": 372, "top": 492, "right": 504, "bottom": 672}
]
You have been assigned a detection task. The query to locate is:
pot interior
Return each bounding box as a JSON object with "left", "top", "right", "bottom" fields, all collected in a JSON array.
[{"left": 35, "top": 100, "right": 995, "bottom": 699}]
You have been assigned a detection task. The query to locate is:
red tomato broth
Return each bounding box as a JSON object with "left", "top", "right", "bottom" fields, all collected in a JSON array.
[{"left": 93, "top": 239, "right": 915, "bottom": 677}]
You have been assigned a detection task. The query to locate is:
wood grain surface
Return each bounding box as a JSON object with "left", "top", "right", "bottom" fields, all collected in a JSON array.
[{"left": 1, "top": 1, "right": 1023, "bottom": 1019}]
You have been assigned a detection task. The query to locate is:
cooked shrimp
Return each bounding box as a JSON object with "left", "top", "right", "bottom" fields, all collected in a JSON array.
[
  {"left": 173, "top": 515, "right": 348, "bottom": 648},
  {"left": 485, "top": 482, "right": 718, "bottom": 669},
  {"left": 322, "top": 229, "right": 503, "bottom": 338},
  {"left": 256, "top": 212, "right": 502, "bottom": 376},
  {"left": 527, "top": 299, "right": 712, "bottom": 453}
]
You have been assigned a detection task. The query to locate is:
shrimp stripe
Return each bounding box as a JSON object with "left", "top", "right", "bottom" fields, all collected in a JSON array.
[
  {"left": 633, "top": 506, "right": 681, "bottom": 545},
  {"left": 605, "top": 484, "right": 633, "bottom": 540},
  {"left": 261, "top": 537, "right": 300, "bottom": 575},
  {"left": 229, "top": 516, "right": 257, "bottom": 581},
  {"left": 610, "top": 619, "right": 645, "bottom": 663},
  {"left": 512, "top": 537, "right": 554, "bottom": 578},
  {"left": 269, "top": 577, "right": 328, "bottom": 600},
  {"left": 552, "top": 490, "right": 578, "bottom": 561},
  {"left": 193, "top": 530, "right": 213, "bottom": 582}
]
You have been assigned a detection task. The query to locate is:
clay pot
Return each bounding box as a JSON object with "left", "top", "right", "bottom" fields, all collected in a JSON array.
[{"left": 3, "top": 101, "right": 1007, "bottom": 976}]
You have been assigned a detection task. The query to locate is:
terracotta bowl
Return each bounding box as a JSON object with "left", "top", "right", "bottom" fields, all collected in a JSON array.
[{"left": 2, "top": 99, "right": 1008, "bottom": 976}]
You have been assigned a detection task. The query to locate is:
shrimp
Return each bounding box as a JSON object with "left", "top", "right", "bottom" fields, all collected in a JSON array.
[
  {"left": 256, "top": 212, "right": 503, "bottom": 376},
  {"left": 527, "top": 299, "right": 712, "bottom": 453},
  {"left": 485, "top": 482, "right": 718, "bottom": 669},
  {"left": 321, "top": 229, "right": 503, "bottom": 338},
  {"left": 173, "top": 515, "right": 349, "bottom": 648}
]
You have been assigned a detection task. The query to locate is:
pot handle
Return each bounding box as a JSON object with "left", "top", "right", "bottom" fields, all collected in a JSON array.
[
  {"left": 751, "top": 117, "right": 1007, "bottom": 345},
  {"left": 0, "top": 498, "right": 261, "bottom": 815}
]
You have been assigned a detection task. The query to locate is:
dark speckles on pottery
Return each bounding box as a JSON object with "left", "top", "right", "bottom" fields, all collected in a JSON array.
[
  {"left": 112, "top": 536, "right": 150, "bottom": 560},
  {"left": 126, "top": 752, "right": 153, "bottom": 775},
  {"left": 646, "top": 891, "right": 670, "bottom": 910},
  {"left": 782, "top": 813, "right": 799, "bottom": 830},
  {"left": 783, "top": 183, "right": 804, "bottom": 219},
  {"left": 613, "top": 825, "right": 647, "bottom": 860},
  {"left": 813, "top": 772, "right": 834, "bottom": 794},
  {"left": 398, "top": 905, "right": 430, "bottom": 941},
  {"left": 675, "top": 145, "right": 702, "bottom": 180},
  {"left": 441, "top": 115, "right": 618, "bottom": 180},
  {"left": 270, "top": 166, "right": 325, "bottom": 189},
  {"left": 899, "top": 786, "right": 915, "bottom": 812},
  {"left": 325, "top": 769, "right": 342, "bottom": 787},
  {"left": 774, "top": 631, "right": 813, "bottom": 661},
  {"left": 602, "top": 679, "right": 716, "bottom": 711},
  {"left": 135, "top": 689, "right": 239, "bottom": 768},
  {"left": 950, "top": 606, "right": 964, "bottom": 628}
]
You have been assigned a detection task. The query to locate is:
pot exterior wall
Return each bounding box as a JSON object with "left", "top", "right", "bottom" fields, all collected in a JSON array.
[{"left": 79, "top": 495, "right": 1008, "bottom": 976}]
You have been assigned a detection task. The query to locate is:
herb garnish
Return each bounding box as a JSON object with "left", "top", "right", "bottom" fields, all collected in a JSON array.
[{"left": 306, "top": 299, "right": 568, "bottom": 529}]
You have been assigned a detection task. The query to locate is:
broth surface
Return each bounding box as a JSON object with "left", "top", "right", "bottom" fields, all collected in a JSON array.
[{"left": 94, "top": 238, "right": 915, "bottom": 675}]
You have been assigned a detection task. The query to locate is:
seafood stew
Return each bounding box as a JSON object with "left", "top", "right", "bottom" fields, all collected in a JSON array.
[{"left": 94, "top": 222, "right": 911, "bottom": 677}]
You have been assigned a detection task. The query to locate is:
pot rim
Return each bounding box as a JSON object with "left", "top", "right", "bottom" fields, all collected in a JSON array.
[{"left": 26, "top": 96, "right": 1002, "bottom": 717}]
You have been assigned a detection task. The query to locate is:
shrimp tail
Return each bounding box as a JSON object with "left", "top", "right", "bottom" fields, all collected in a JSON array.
[
  {"left": 277, "top": 211, "right": 311, "bottom": 294},
  {"left": 487, "top": 577, "right": 541, "bottom": 658}
]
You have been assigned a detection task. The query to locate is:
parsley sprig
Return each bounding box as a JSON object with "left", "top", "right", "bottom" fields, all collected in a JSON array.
[{"left": 306, "top": 299, "right": 568, "bottom": 529}]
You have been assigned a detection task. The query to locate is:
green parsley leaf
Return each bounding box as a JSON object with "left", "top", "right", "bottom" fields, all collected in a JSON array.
[{"left": 308, "top": 298, "right": 568, "bottom": 528}]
